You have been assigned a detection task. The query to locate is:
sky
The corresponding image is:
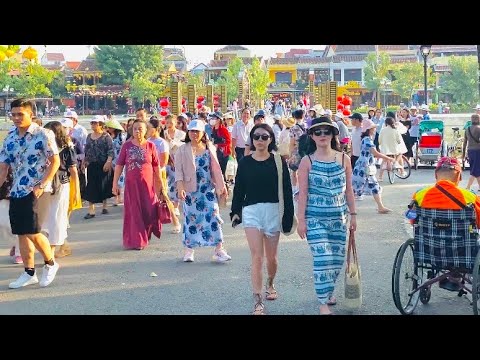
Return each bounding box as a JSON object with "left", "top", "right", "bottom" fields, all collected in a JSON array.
[{"left": 28, "top": 45, "right": 327, "bottom": 68}]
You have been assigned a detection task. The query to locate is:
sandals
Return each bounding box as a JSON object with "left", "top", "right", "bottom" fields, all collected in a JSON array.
[
  {"left": 253, "top": 294, "right": 265, "bottom": 315},
  {"left": 171, "top": 225, "right": 182, "bottom": 234},
  {"left": 265, "top": 278, "right": 278, "bottom": 301},
  {"left": 327, "top": 296, "right": 337, "bottom": 306}
]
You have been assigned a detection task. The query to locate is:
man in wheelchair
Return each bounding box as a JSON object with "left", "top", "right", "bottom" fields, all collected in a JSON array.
[{"left": 411, "top": 156, "right": 480, "bottom": 291}]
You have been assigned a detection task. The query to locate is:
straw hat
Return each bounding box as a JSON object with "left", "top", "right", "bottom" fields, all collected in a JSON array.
[{"left": 105, "top": 118, "right": 124, "bottom": 131}]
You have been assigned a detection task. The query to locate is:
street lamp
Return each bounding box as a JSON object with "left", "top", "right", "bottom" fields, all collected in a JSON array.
[
  {"left": 420, "top": 45, "right": 431, "bottom": 106},
  {"left": 3, "top": 85, "right": 14, "bottom": 121}
]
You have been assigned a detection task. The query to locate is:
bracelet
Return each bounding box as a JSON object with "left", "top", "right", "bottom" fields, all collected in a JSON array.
[{"left": 350, "top": 212, "right": 357, "bottom": 215}]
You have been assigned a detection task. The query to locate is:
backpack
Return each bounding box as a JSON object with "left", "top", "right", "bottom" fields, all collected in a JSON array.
[{"left": 296, "top": 124, "right": 310, "bottom": 157}]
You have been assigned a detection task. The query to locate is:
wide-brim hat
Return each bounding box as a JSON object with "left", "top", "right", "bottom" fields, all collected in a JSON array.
[
  {"left": 309, "top": 116, "right": 339, "bottom": 135},
  {"left": 60, "top": 118, "right": 74, "bottom": 128},
  {"left": 361, "top": 119, "right": 377, "bottom": 132},
  {"left": 283, "top": 117, "right": 296, "bottom": 128},
  {"left": 91, "top": 115, "right": 106, "bottom": 123},
  {"left": 105, "top": 119, "right": 124, "bottom": 131}
]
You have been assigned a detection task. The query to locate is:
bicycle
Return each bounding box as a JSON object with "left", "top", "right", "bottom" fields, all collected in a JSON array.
[{"left": 382, "top": 154, "right": 411, "bottom": 184}]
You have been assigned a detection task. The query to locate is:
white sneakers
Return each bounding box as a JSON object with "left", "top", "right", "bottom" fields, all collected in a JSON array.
[
  {"left": 39, "top": 262, "right": 60, "bottom": 287},
  {"left": 9, "top": 272, "right": 39, "bottom": 289},
  {"left": 212, "top": 249, "right": 232, "bottom": 263},
  {"left": 183, "top": 248, "right": 232, "bottom": 263},
  {"left": 183, "top": 248, "right": 194, "bottom": 262},
  {"left": 9, "top": 261, "right": 60, "bottom": 289}
]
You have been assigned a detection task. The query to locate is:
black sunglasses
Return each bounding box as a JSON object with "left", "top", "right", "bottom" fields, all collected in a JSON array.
[
  {"left": 310, "top": 128, "right": 333, "bottom": 136},
  {"left": 253, "top": 133, "right": 270, "bottom": 141}
]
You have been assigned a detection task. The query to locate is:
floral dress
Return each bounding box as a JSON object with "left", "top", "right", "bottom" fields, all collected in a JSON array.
[
  {"left": 182, "top": 151, "right": 224, "bottom": 248},
  {"left": 352, "top": 137, "right": 381, "bottom": 196},
  {"left": 166, "top": 165, "right": 177, "bottom": 202}
]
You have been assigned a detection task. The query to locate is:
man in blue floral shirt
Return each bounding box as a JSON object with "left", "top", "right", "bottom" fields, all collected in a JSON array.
[{"left": 0, "top": 98, "right": 61, "bottom": 289}]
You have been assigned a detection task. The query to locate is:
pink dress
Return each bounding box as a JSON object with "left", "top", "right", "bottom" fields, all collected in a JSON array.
[{"left": 117, "top": 141, "right": 161, "bottom": 249}]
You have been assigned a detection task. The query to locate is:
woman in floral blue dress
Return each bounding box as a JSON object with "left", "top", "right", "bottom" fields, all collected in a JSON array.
[
  {"left": 174, "top": 120, "right": 230, "bottom": 263},
  {"left": 351, "top": 119, "right": 393, "bottom": 213}
]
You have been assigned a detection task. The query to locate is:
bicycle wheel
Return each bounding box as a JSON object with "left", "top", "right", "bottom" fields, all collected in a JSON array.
[
  {"left": 387, "top": 169, "right": 395, "bottom": 184},
  {"left": 395, "top": 155, "right": 411, "bottom": 179}
]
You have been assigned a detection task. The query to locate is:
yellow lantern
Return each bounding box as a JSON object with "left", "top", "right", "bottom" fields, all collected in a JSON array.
[
  {"left": 5, "top": 49, "right": 15, "bottom": 58},
  {"left": 0, "top": 52, "right": 6, "bottom": 62},
  {"left": 22, "top": 46, "right": 38, "bottom": 61}
]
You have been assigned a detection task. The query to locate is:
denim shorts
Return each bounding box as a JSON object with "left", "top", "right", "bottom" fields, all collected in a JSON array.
[{"left": 242, "top": 202, "right": 280, "bottom": 237}]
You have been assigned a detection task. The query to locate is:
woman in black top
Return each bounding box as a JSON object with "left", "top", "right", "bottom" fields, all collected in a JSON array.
[{"left": 231, "top": 124, "right": 294, "bottom": 315}]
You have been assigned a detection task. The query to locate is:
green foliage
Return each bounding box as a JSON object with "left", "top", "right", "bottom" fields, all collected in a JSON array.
[
  {"left": 95, "top": 45, "right": 164, "bottom": 85},
  {"left": 441, "top": 56, "right": 479, "bottom": 105},
  {"left": 247, "top": 58, "right": 270, "bottom": 106},
  {"left": 12, "top": 62, "right": 57, "bottom": 98},
  {"left": 364, "top": 52, "right": 391, "bottom": 92},
  {"left": 48, "top": 72, "right": 68, "bottom": 98},
  {"left": 216, "top": 57, "right": 243, "bottom": 101},
  {"left": 125, "top": 70, "right": 165, "bottom": 107},
  {"left": 391, "top": 62, "right": 435, "bottom": 102}
]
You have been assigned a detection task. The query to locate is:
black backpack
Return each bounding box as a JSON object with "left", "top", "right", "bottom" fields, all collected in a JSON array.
[{"left": 296, "top": 124, "right": 310, "bottom": 157}]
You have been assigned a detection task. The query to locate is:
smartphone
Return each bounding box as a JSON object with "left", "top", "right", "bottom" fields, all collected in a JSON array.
[{"left": 232, "top": 219, "right": 241, "bottom": 228}]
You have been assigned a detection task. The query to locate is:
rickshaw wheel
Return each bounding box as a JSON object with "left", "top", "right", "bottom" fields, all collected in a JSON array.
[{"left": 392, "top": 239, "right": 421, "bottom": 315}]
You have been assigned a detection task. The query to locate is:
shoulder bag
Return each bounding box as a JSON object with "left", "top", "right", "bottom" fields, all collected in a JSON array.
[{"left": 344, "top": 230, "right": 362, "bottom": 309}]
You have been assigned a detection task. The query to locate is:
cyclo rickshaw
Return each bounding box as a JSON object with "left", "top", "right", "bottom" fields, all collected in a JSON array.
[
  {"left": 392, "top": 201, "right": 480, "bottom": 315},
  {"left": 413, "top": 120, "right": 447, "bottom": 170}
]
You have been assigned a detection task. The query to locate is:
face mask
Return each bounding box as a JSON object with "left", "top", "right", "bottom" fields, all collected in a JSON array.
[{"left": 209, "top": 119, "right": 217, "bottom": 126}]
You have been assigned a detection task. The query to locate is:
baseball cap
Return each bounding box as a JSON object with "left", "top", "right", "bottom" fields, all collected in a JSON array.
[
  {"left": 60, "top": 118, "right": 74, "bottom": 128},
  {"left": 64, "top": 110, "right": 78, "bottom": 119},
  {"left": 349, "top": 113, "right": 363, "bottom": 121},
  {"left": 361, "top": 119, "right": 377, "bottom": 133},
  {"left": 177, "top": 113, "right": 188, "bottom": 120},
  {"left": 255, "top": 109, "right": 266, "bottom": 117},
  {"left": 436, "top": 157, "right": 461, "bottom": 172},
  {"left": 210, "top": 111, "right": 223, "bottom": 120},
  {"left": 187, "top": 119, "right": 206, "bottom": 132},
  {"left": 90, "top": 115, "right": 106, "bottom": 123}
]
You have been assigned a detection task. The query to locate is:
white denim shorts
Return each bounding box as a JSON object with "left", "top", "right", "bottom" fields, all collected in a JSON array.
[{"left": 242, "top": 202, "right": 281, "bottom": 237}]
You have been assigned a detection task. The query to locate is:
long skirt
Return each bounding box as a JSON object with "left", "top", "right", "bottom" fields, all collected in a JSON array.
[
  {"left": 83, "top": 161, "right": 114, "bottom": 204},
  {"left": 37, "top": 183, "right": 70, "bottom": 246}
]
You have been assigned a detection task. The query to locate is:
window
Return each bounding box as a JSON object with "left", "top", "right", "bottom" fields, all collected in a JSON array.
[
  {"left": 333, "top": 70, "right": 341, "bottom": 82},
  {"left": 275, "top": 72, "right": 292, "bottom": 84},
  {"left": 344, "top": 69, "right": 362, "bottom": 82}
]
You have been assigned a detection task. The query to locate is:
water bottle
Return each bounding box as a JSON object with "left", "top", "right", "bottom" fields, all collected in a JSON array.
[{"left": 405, "top": 208, "right": 417, "bottom": 220}]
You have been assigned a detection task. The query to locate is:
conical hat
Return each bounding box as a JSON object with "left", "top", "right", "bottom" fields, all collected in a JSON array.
[{"left": 105, "top": 118, "right": 124, "bottom": 131}]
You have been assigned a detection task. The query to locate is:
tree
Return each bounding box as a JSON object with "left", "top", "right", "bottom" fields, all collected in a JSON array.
[
  {"left": 216, "top": 57, "right": 244, "bottom": 102},
  {"left": 477, "top": 45, "right": 480, "bottom": 101},
  {"left": 48, "top": 72, "right": 68, "bottom": 98},
  {"left": 391, "top": 62, "right": 435, "bottom": 103},
  {"left": 125, "top": 70, "right": 165, "bottom": 108},
  {"left": 95, "top": 45, "right": 164, "bottom": 85},
  {"left": 247, "top": 58, "right": 270, "bottom": 108},
  {"left": 11, "top": 62, "right": 57, "bottom": 98},
  {"left": 363, "top": 52, "right": 391, "bottom": 105},
  {"left": 442, "top": 56, "right": 479, "bottom": 105}
]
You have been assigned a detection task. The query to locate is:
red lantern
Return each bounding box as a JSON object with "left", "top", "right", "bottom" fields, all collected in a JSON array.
[
  {"left": 197, "top": 103, "right": 203, "bottom": 109},
  {"left": 336, "top": 103, "right": 344, "bottom": 110},
  {"left": 160, "top": 110, "right": 168, "bottom": 117},
  {"left": 181, "top": 98, "right": 186, "bottom": 105},
  {"left": 159, "top": 99, "right": 169, "bottom": 108},
  {"left": 342, "top": 97, "right": 353, "bottom": 106},
  {"left": 344, "top": 105, "right": 351, "bottom": 111},
  {"left": 213, "top": 94, "right": 219, "bottom": 100},
  {"left": 337, "top": 96, "right": 343, "bottom": 102},
  {"left": 342, "top": 109, "right": 351, "bottom": 116},
  {"left": 197, "top": 96, "right": 204, "bottom": 103}
]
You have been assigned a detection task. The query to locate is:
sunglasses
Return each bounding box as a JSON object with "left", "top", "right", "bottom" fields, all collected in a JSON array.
[
  {"left": 253, "top": 134, "right": 270, "bottom": 141},
  {"left": 311, "top": 129, "right": 333, "bottom": 136}
]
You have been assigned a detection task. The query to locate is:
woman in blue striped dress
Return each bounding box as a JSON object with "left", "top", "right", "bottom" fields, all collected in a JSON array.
[{"left": 297, "top": 117, "right": 357, "bottom": 315}]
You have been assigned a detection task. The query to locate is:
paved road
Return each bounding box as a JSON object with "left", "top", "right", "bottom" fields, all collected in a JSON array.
[{"left": 0, "top": 168, "right": 477, "bottom": 315}]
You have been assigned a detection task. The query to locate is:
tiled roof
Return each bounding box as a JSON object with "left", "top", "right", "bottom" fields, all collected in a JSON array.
[
  {"left": 66, "top": 61, "right": 81, "bottom": 70},
  {"left": 76, "top": 58, "right": 98, "bottom": 72},
  {"left": 378, "top": 45, "right": 410, "bottom": 51},
  {"left": 334, "top": 45, "right": 376, "bottom": 53},
  {"left": 430, "top": 45, "right": 477, "bottom": 53},
  {"left": 46, "top": 53, "right": 65, "bottom": 62},
  {"left": 43, "top": 64, "right": 63, "bottom": 71},
  {"left": 216, "top": 45, "right": 249, "bottom": 52},
  {"left": 241, "top": 57, "right": 262, "bottom": 65},
  {"left": 390, "top": 56, "right": 418, "bottom": 64},
  {"left": 208, "top": 60, "right": 228, "bottom": 68},
  {"left": 269, "top": 54, "right": 366, "bottom": 65}
]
